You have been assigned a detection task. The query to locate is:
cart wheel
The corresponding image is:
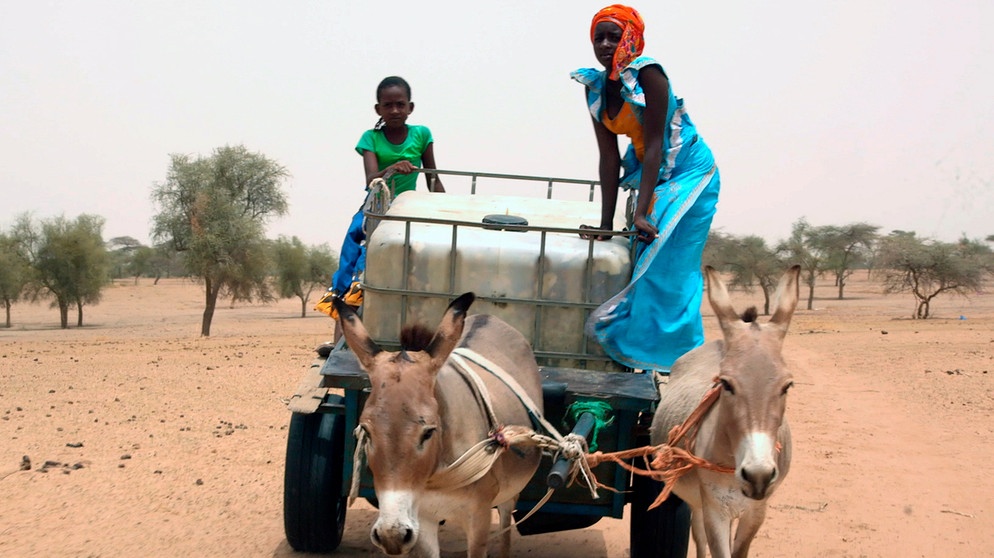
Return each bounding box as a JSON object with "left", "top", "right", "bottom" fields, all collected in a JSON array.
[
  {"left": 629, "top": 473, "right": 691, "bottom": 558},
  {"left": 283, "top": 396, "right": 347, "bottom": 552}
]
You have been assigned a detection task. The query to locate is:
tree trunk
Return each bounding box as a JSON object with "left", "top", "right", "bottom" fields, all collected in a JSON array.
[
  {"left": 59, "top": 300, "right": 69, "bottom": 329},
  {"left": 4, "top": 300, "right": 10, "bottom": 328},
  {"left": 806, "top": 282, "right": 815, "bottom": 311},
  {"left": 837, "top": 278, "right": 845, "bottom": 300},
  {"left": 76, "top": 301, "right": 84, "bottom": 327},
  {"left": 299, "top": 296, "right": 307, "bottom": 318},
  {"left": 201, "top": 277, "right": 221, "bottom": 337}
]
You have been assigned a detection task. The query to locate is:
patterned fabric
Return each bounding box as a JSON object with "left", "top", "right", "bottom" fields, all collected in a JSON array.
[
  {"left": 590, "top": 5, "right": 645, "bottom": 80},
  {"left": 572, "top": 57, "right": 721, "bottom": 371}
]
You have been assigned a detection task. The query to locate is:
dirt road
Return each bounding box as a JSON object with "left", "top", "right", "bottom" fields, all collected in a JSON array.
[{"left": 1, "top": 276, "right": 991, "bottom": 557}]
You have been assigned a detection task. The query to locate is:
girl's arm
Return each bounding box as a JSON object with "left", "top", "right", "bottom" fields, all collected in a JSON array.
[
  {"left": 632, "top": 65, "right": 670, "bottom": 243},
  {"left": 361, "top": 150, "right": 417, "bottom": 187},
  {"left": 420, "top": 143, "right": 445, "bottom": 193}
]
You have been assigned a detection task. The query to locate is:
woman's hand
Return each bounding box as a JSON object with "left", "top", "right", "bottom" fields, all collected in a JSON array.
[
  {"left": 579, "top": 224, "right": 613, "bottom": 241},
  {"left": 633, "top": 214, "right": 658, "bottom": 243}
]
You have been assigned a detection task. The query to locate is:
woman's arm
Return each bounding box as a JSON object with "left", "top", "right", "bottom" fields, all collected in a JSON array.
[
  {"left": 593, "top": 116, "right": 621, "bottom": 233},
  {"left": 632, "top": 64, "right": 670, "bottom": 243},
  {"left": 420, "top": 143, "right": 445, "bottom": 193}
]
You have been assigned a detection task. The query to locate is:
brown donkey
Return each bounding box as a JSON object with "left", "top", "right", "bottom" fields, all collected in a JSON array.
[
  {"left": 650, "top": 266, "right": 799, "bottom": 558},
  {"left": 335, "top": 293, "right": 543, "bottom": 558}
]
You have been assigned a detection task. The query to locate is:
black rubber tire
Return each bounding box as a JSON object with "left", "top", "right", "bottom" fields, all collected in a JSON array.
[
  {"left": 629, "top": 473, "right": 691, "bottom": 558},
  {"left": 283, "top": 397, "right": 348, "bottom": 553}
]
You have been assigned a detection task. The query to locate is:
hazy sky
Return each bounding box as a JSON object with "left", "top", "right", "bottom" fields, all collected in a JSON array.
[{"left": 3, "top": 1, "right": 992, "bottom": 252}]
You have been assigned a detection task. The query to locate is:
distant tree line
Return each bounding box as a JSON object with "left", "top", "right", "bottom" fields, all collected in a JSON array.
[
  {"left": 4, "top": 143, "right": 992, "bottom": 333},
  {"left": 1, "top": 218, "right": 336, "bottom": 331},
  {"left": 704, "top": 219, "right": 994, "bottom": 319},
  {"left": 1, "top": 146, "right": 337, "bottom": 331}
]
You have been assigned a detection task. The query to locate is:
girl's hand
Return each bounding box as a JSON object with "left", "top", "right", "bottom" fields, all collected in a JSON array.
[
  {"left": 633, "top": 215, "right": 658, "bottom": 244},
  {"left": 390, "top": 161, "right": 417, "bottom": 174}
]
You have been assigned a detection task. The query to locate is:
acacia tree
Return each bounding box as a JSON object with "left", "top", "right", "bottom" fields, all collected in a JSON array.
[
  {"left": 272, "top": 236, "right": 337, "bottom": 317},
  {"left": 810, "top": 223, "right": 879, "bottom": 300},
  {"left": 876, "top": 232, "right": 993, "bottom": 319},
  {"left": 151, "top": 145, "right": 289, "bottom": 336},
  {"left": 776, "top": 218, "right": 825, "bottom": 310},
  {"left": 13, "top": 213, "right": 110, "bottom": 328},
  {"left": 702, "top": 230, "right": 738, "bottom": 269},
  {"left": 703, "top": 231, "right": 785, "bottom": 315},
  {"left": 144, "top": 243, "right": 185, "bottom": 284},
  {"left": 725, "top": 235, "right": 786, "bottom": 315},
  {"left": 107, "top": 236, "right": 144, "bottom": 279},
  {"left": 0, "top": 232, "right": 32, "bottom": 327}
]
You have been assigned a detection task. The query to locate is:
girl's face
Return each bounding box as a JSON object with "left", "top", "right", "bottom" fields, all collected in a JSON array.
[
  {"left": 375, "top": 85, "right": 414, "bottom": 129},
  {"left": 592, "top": 21, "right": 623, "bottom": 71}
]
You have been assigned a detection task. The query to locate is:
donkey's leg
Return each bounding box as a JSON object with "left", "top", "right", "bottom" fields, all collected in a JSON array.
[
  {"left": 701, "top": 502, "right": 734, "bottom": 558},
  {"left": 463, "top": 500, "right": 499, "bottom": 558},
  {"left": 730, "top": 504, "right": 767, "bottom": 558},
  {"left": 494, "top": 500, "right": 514, "bottom": 558},
  {"left": 690, "top": 509, "right": 708, "bottom": 558}
]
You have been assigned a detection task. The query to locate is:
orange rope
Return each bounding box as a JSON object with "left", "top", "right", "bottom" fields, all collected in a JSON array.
[{"left": 585, "top": 381, "right": 734, "bottom": 510}]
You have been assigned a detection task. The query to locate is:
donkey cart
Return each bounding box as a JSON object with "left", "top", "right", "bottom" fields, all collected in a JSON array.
[{"left": 283, "top": 170, "right": 691, "bottom": 556}]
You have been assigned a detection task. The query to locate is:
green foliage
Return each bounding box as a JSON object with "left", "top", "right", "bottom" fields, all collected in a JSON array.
[
  {"left": 107, "top": 236, "right": 144, "bottom": 279},
  {"left": 151, "top": 144, "right": 289, "bottom": 336},
  {"left": 704, "top": 230, "right": 784, "bottom": 314},
  {"left": 776, "top": 219, "right": 825, "bottom": 310},
  {"left": 12, "top": 213, "right": 110, "bottom": 328},
  {"left": 0, "top": 232, "right": 33, "bottom": 327},
  {"left": 875, "top": 232, "right": 993, "bottom": 319},
  {"left": 272, "top": 236, "right": 338, "bottom": 317},
  {"left": 808, "top": 223, "right": 879, "bottom": 300}
]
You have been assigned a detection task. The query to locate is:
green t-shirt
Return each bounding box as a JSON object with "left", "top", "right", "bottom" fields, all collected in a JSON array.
[{"left": 355, "top": 125, "right": 434, "bottom": 195}]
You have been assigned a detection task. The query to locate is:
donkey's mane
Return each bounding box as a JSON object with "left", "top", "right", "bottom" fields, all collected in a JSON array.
[
  {"left": 741, "top": 306, "right": 759, "bottom": 323},
  {"left": 400, "top": 323, "right": 435, "bottom": 352}
]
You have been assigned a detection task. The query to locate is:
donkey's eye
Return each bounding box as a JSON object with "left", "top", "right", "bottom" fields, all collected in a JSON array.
[
  {"left": 781, "top": 381, "right": 794, "bottom": 396},
  {"left": 719, "top": 378, "right": 735, "bottom": 395},
  {"left": 420, "top": 426, "right": 437, "bottom": 446}
]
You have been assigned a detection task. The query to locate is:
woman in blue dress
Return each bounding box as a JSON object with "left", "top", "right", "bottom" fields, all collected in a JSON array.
[{"left": 573, "top": 5, "right": 721, "bottom": 371}]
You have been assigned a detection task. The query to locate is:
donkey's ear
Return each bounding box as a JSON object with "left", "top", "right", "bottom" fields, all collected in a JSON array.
[
  {"left": 769, "top": 265, "right": 801, "bottom": 337},
  {"left": 426, "top": 293, "right": 474, "bottom": 368},
  {"left": 705, "top": 266, "right": 741, "bottom": 332},
  {"left": 334, "top": 298, "right": 382, "bottom": 372}
]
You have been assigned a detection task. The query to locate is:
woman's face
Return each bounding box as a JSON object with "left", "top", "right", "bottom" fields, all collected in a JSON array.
[{"left": 592, "top": 21, "right": 623, "bottom": 71}]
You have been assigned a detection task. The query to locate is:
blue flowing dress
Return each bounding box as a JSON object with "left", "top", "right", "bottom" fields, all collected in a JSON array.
[{"left": 572, "top": 56, "right": 721, "bottom": 371}]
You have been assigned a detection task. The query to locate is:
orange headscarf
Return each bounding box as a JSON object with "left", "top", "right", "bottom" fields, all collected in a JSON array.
[{"left": 590, "top": 5, "right": 645, "bottom": 80}]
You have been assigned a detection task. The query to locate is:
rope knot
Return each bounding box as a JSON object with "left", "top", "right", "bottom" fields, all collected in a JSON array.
[
  {"left": 650, "top": 444, "right": 678, "bottom": 472},
  {"left": 558, "top": 433, "right": 589, "bottom": 461},
  {"left": 490, "top": 425, "right": 510, "bottom": 450}
]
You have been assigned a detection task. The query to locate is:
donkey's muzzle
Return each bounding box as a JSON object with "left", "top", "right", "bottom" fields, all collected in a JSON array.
[
  {"left": 371, "top": 523, "right": 416, "bottom": 555},
  {"left": 739, "top": 463, "right": 778, "bottom": 500}
]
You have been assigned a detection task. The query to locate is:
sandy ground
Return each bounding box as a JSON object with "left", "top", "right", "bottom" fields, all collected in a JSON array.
[{"left": 1, "top": 274, "right": 992, "bottom": 557}]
